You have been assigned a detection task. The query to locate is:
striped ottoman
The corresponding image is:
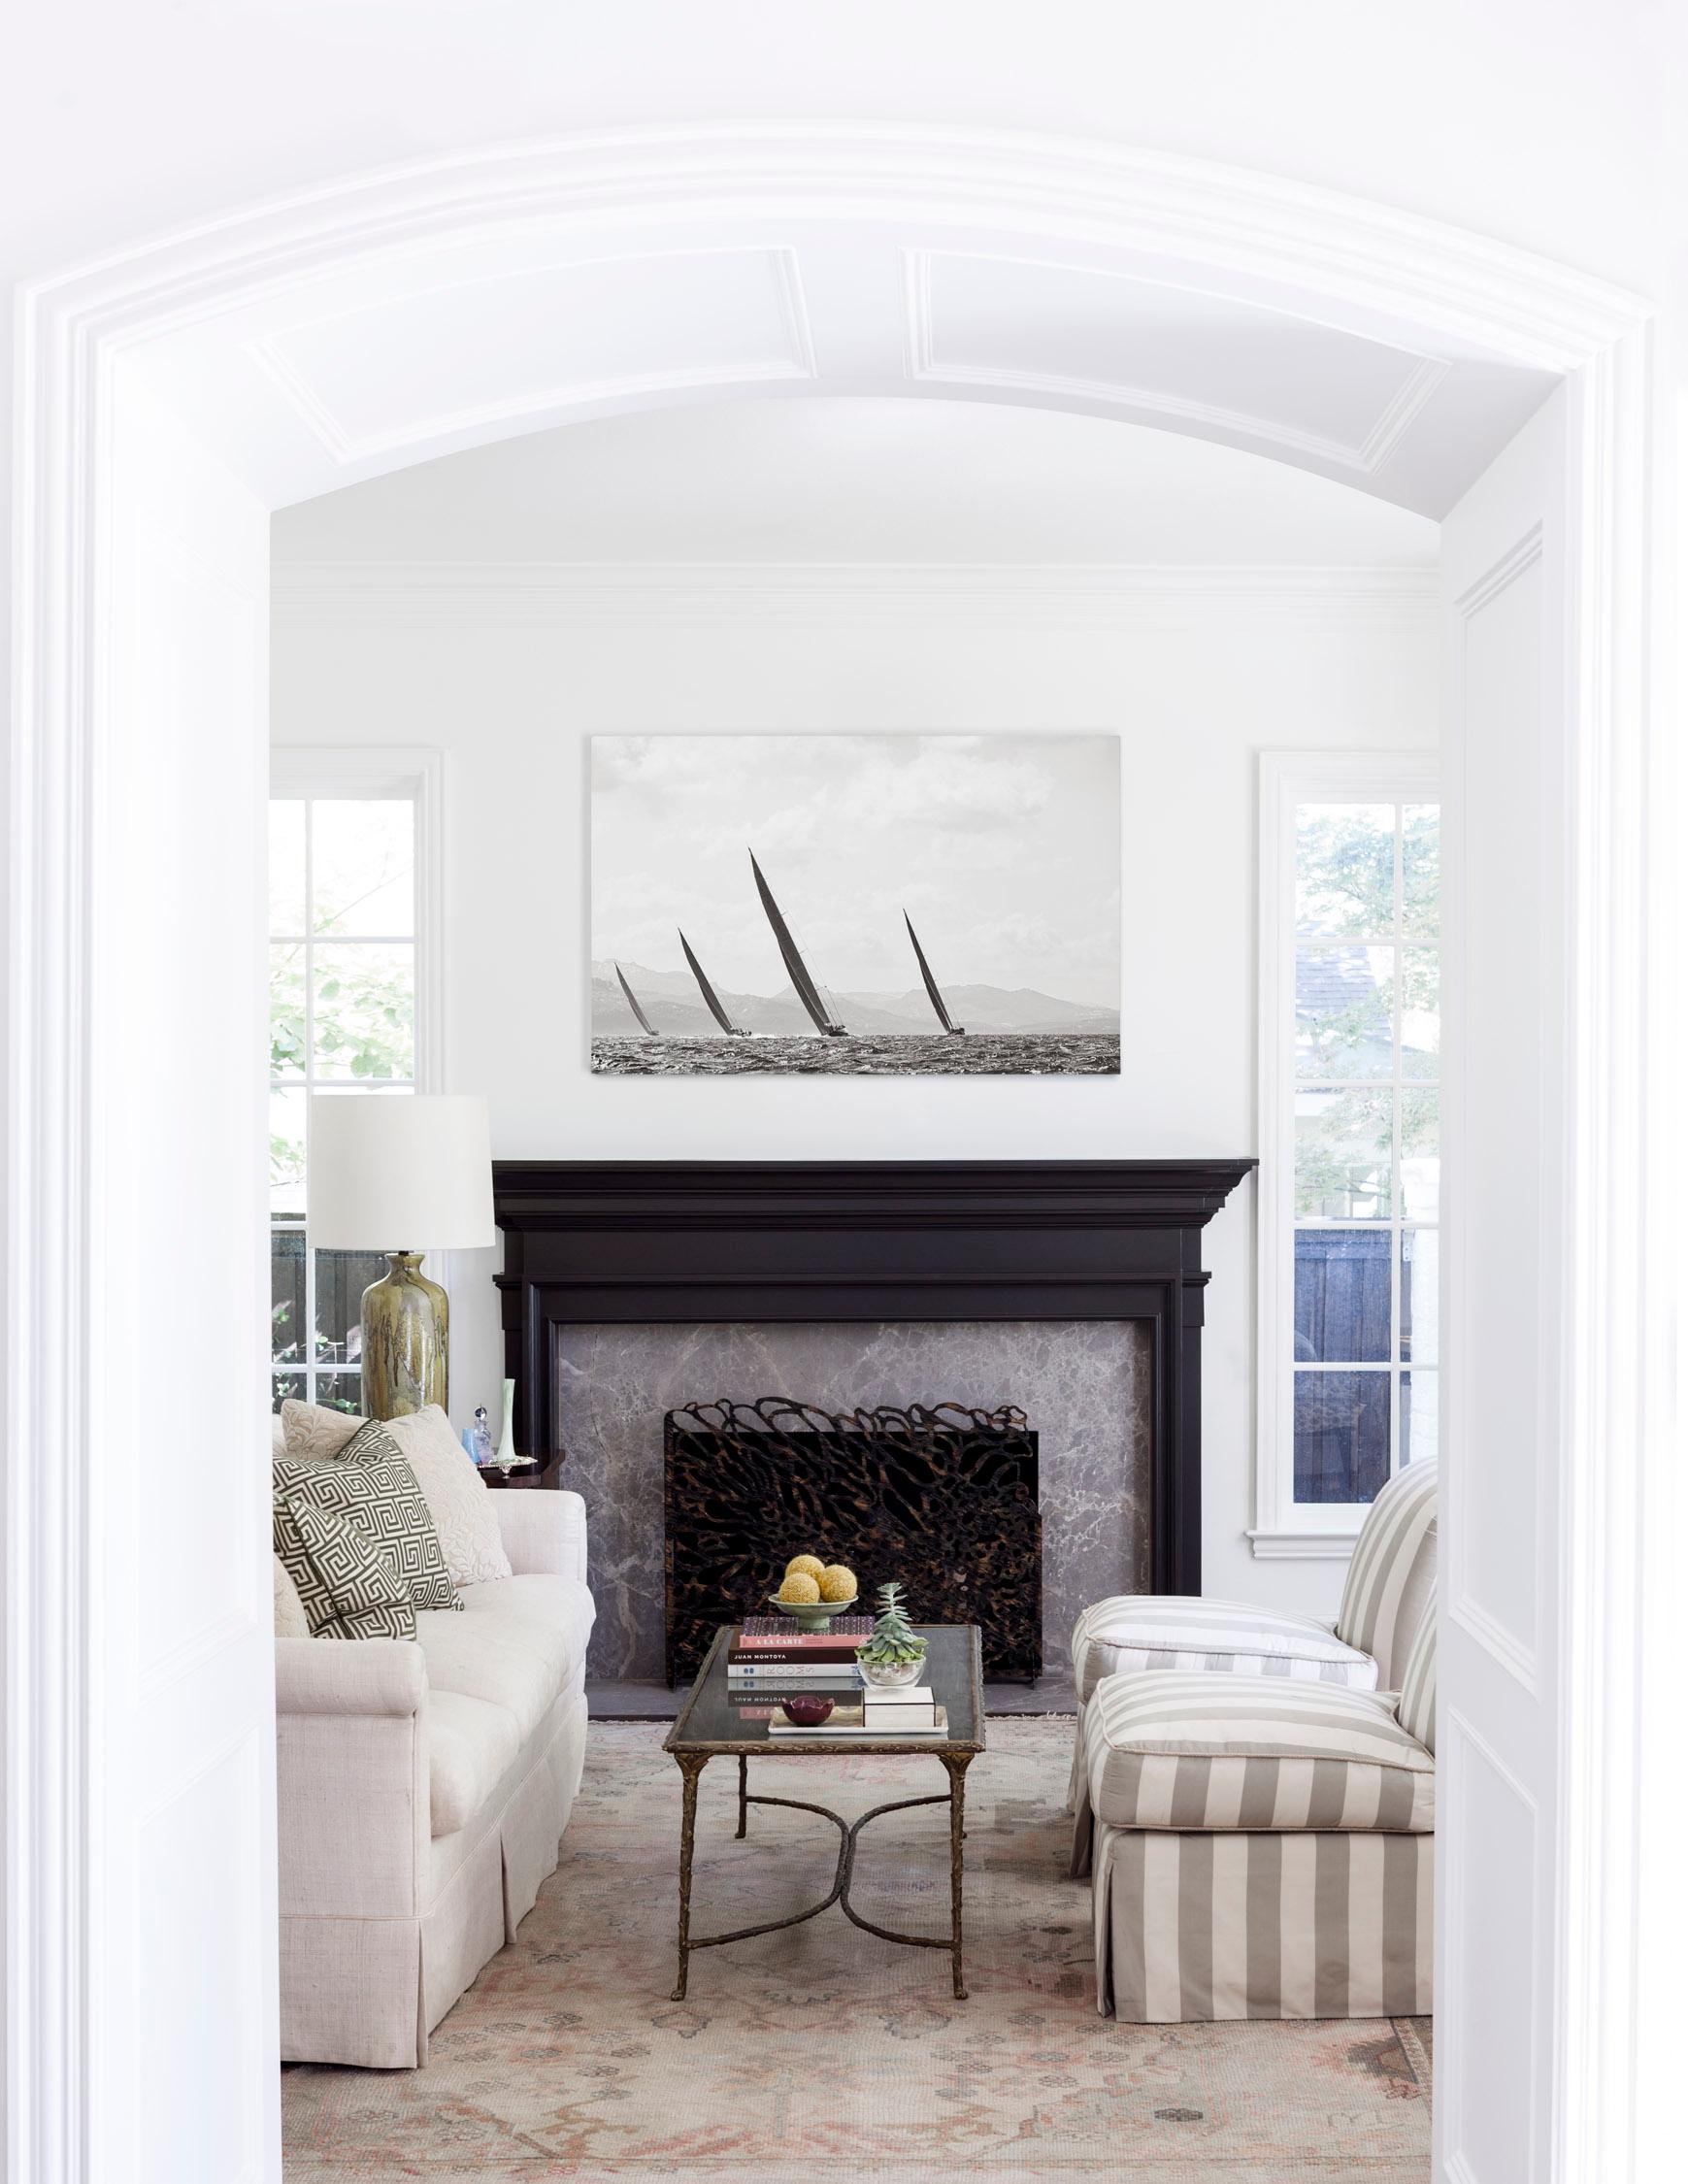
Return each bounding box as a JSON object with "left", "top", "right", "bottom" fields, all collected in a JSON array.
[{"left": 1080, "top": 1621, "right": 1436, "bottom": 2022}]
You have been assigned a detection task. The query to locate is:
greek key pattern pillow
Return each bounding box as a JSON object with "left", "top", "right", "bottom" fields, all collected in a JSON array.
[
  {"left": 273, "top": 1494, "right": 417, "bottom": 1641},
  {"left": 275, "top": 1422, "right": 461, "bottom": 1613}
]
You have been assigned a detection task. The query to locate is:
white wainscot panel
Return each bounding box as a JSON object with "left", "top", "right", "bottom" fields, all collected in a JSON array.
[
  {"left": 1441, "top": 1708, "right": 1539, "bottom": 2184},
  {"left": 140, "top": 1731, "right": 268, "bottom": 2183},
  {"left": 1450, "top": 543, "right": 1544, "bottom": 1685},
  {"left": 908, "top": 248, "right": 1445, "bottom": 470},
  {"left": 251, "top": 247, "right": 815, "bottom": 459}
]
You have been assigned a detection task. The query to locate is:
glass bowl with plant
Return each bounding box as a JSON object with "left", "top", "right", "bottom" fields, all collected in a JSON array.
[{"left": 855, "top": 1581, "right": 928, "bottom": 1688}]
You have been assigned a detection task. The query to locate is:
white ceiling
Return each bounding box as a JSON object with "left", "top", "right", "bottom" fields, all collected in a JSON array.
[{"left": 273, "top": 398, "right": 1440, "bottom": 567}]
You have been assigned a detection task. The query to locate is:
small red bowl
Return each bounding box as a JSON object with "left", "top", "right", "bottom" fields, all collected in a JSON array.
[{"left": 779, "top": 1696, "right": 835, "bottom": 1727}]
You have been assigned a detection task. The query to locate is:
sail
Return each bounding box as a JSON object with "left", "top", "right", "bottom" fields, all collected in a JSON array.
[
  {"left": 904, "top": 911, "right": 956, "bottom": 1033},
  {"left": 679, "top": 929, "right": 742, "bottom": 1035},
  {"left": 749, "top": 850, "right": 840, "bottom": 1034},
  {"left": 614, "top": 963, "right": 658, "bottom": 1037}
]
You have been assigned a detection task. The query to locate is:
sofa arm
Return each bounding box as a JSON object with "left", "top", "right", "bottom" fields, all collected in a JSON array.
[
  {"left": 276, "top": 1639, "right": 430, "bottom": 1926},
  {"left": 494, "top": 1487, "right": 588, "bottom": 1584},
  {"left": 275, "top": 1636, "right": 426, "bottom": 1717}
]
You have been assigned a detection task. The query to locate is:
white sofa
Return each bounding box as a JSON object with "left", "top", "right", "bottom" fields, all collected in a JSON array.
[{"left": 276, "top": 1489, "right": 593, "bottom": 2067}]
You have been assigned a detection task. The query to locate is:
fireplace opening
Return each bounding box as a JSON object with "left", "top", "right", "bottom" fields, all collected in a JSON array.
[
  {"left": 556, "top": 1318, "right": 1152, "bottom": 1689},
  {"left": 663, "top": 1398, "right": 1043, "bottom": 1684}
]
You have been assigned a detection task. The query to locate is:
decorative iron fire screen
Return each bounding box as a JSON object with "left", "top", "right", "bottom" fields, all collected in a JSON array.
[{"left": 663, "top": 1398, "right": 1042, "bottom": 1685}]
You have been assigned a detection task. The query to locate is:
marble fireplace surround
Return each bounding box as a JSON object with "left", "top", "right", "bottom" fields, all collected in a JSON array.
[{"left": 493, "top": 1160, "right": 1255, "bottom": 1684}]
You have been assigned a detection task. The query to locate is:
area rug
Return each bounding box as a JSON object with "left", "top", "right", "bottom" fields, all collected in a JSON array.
[{"left": 282, "top": 1718, "right": 1432, "bottom": 2182}]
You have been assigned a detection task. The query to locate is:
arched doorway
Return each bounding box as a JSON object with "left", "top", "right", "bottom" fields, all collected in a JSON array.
[{"left": 7, "top": 129, "right": 1661, "bottom": 2183}]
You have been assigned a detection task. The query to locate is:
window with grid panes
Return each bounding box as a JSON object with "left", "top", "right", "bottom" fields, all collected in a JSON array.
[
  {"left": 1289, "top": 799, "right": 1439, "bottom": 1503},
  {"left": 269, "top": 795, "right": 418, "bottom": 1414}
]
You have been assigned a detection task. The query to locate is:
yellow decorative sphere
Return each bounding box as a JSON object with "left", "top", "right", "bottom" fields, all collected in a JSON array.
[
  {"left": 784, "top": 1553, "right": 825, "bottom": 1580},
  {"left": 817, "top": 1565, "right": 857, "bottom": 1602},
  {"left": 778, "top": 1571, "right": 821, "bottom": 1605}
]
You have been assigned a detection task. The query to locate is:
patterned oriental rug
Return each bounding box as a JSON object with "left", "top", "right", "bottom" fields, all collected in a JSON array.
[{"left": 282, "top": 1718, "right": 1432, "bottom": 2182}]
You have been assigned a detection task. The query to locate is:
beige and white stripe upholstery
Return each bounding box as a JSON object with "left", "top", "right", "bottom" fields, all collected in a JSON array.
[
  {"left": 1071, "top": 1595, "right": 1376, "bottom": 1704},
  {"left": 1091, "top": 1825, "right": 1434, "bottom": 2022},
  {"left": 1082, "top": 1593, "right": 1439, "bottom": 2023},
  {"left": 1334, "top": 1459, "right": 1439, "bottom": 1688},
  {"left": 1082, "top": 1672, "right": 1435, "bottom": 1841},
  {"left": 1394, "top": 1583, "right": 1437, "bottom": 1754}
]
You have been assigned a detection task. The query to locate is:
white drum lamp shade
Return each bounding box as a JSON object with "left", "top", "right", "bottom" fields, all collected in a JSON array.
[
  {"left": 308, "top": 1094, "right": 496, "bottom": 1251},
  {"left": 306, "top": 1094, "right": 496, "bottom": 1418}
]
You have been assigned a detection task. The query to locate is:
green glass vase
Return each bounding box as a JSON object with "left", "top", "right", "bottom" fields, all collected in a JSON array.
[{"left": 359, "top": 1252, "right": 448, "bottom": 1419}]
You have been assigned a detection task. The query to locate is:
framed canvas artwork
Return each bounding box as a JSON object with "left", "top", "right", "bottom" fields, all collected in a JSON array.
[{"left": 589, "top": 733, "right": 1120, "bottom": 1075}]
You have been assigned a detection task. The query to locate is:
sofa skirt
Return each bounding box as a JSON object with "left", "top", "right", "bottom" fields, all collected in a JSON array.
[
  {"left": 1091, "top": 1821, "right": 1434, "bottom": 2023},
  {"left": 281, "top": 1683, "right": 589, "bottom": 2068}
]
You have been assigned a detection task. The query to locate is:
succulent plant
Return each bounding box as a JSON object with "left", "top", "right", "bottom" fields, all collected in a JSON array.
[{"left": 856, "top": 1580, "right": 927, "bottom": 1666}]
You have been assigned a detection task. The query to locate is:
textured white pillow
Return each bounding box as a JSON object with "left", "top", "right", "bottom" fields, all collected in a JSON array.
[
  {"left": 273, "top": 1552, "right": 312, "bottom": 1640},
  {"left": 281, "top": 1399, "right": 512, "bottom": 1589}
]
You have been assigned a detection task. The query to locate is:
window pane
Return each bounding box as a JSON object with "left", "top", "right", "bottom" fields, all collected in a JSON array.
[
  {"left": 269, "top": 943, "right": 308, "bottom": 1079},
  {"left": 312, "top": 943, "right": 415, "bottom": 1080},
  {"left": 272, "top": 1372, "right": 306, "bottom": 1415},
  {"left": 1401, "top": 946, "right": 1440, "bottom": 1079},
  {"left": 314, "top": 1371, "right": 365, "bottom": 1417},
  {"left": 1296, "top": 945, "right": 1394, "bottom": 1078},
  {"left": 1295, "top": 804, "right": 1396, "bottom": 938},
  {"left": 1294, "top": 1370, "right": 1391, "bottom": 1504},
  {"left": 1402, "top": 805, "right": 1439, "bottom": 939},
  {"left": 269, "top": 800, "right": 306, "bottom": 935},
  {"left": 312, "top": 801, "right": 414, "bottom": 938},
  {"left": 1402, "top": 1369, "right": 1439, "bottom": 1466},
  {"left": 1401, "top": 1229, "right": 1439, "bottom": 1365},
  {"left": 270, "top": 1088, "right": 307, "bottom": 1217},
  {"left": 1295, "top": 1088, "right": 1392, "bottom": 1219},
  {"left": 1402, "top": 1089, "right": 1440, "bottom": 1220},
  {"left": 1295, "top": 1229, "right": 1391, "bottom": 1362},
  {"left": 272, "top": 1229, "right": 305, "bottom": 1366},
  {"left": 314, "top": 1250, "right": 388, "bottom": 1365}
]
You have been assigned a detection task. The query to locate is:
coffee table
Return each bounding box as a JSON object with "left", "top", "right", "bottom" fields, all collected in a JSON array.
[{"left": 663, "top": 1623, "right": 984, "bottom": 2001}]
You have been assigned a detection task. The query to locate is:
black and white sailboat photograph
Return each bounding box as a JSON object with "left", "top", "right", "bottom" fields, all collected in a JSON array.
[{"left": 590, "top": 734, "right": 1120, "bottom": 1075}]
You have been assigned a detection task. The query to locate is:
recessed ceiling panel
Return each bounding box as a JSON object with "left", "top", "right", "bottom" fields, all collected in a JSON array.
[
  {"left": 249, "top": 247, "right": 815, "bottom": 461},
  {"left": 909, "top": 250, "right": 1447, "bottom": 472}
]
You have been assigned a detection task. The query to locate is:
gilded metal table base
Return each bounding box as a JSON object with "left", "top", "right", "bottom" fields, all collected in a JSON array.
[{"left": 671, "top": 1750, "right": 974, "bottom": 2002}]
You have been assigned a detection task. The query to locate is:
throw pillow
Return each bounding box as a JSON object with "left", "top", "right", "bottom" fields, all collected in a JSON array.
[
  {"left": 274, "top": 1494, "right": 417, "bottom": 1641},
  {"left": 275, "top": 1426, "right": 461, "bottom": 1613},
  {"left": 280, "top": 1396, "right": 363, "bottom": 1464},
  {"left": 273, "top": 1551, "right": 311, "bottom": 1640},
  {"left": 382, "top": 1406, "right": 513, "bottom": 1587},
  {"left": 282, "top": 1397, "right": 512, "bottom": 1589}
]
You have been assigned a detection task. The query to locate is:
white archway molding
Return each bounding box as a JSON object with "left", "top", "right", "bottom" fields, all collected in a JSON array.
[
  {"left": 6, "top": 128, "right": 1667, "bottom": 2184},
  {"left": 63, "top": 126, "right": 1640, "bottom": 513}
]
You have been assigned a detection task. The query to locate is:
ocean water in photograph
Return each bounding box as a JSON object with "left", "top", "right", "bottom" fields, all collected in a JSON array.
[{"left": 591, "top": 1033, "right": 1121, "bottom": 1075}]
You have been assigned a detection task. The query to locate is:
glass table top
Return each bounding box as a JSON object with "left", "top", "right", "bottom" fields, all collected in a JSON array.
[{"left": 665, "top": 1624, "right": 984, "bottom": 1755}]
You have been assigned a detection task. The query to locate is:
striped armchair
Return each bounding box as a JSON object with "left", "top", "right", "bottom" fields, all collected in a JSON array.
[
  {"left": 1080, "top": 1588, "right": 1438, "bottom": 2022},
  {"left": 1067, "top": 1461, "right": 1438, "bottom": 1834}
]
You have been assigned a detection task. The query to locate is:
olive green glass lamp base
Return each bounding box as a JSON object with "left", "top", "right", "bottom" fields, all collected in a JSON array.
[{"left": 359, "top": 1252, "right": 449, "bottom": 1420}]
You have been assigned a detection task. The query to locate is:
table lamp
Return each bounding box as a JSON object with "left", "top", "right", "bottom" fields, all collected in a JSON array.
[{"left": 308, "top": 1093, "right": 496, "bottom": 1419}]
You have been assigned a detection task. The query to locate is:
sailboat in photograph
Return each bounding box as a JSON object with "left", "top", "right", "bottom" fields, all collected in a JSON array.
[
  {"left": 748, "top": 849, "right": 847, "bottom": 1036},
  {"left": 614, "top": 963, "right": 659, "bottom": 1038},
  {"left": 904, "top": 910, "right": 966, "bottom": 1036},
  {"left": 678, "top": 929, "right": 749, "bottom": 1036}
]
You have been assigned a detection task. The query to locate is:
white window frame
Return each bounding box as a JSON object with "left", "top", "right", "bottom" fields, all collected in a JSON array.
[
  {"left": 1251, "top": 748, "right": 1440, "bottom": 1558},
  {"left": 268, "top": 745, "right": 445, "bottom": 1407}
]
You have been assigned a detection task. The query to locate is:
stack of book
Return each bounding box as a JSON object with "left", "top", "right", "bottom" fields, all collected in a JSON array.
[{"left": 724, "top": 1616, "right": 872, "bottom": 1695}]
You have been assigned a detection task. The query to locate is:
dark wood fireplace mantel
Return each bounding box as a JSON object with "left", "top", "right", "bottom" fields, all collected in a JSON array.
[{"left": 493, "top": 1158, "right": 1254, "bottom": 1595}]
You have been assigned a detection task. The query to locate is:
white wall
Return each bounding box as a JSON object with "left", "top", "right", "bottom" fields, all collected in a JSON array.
[{"left": 274, "top": 570, "right": 1438, "bottom": 1614}]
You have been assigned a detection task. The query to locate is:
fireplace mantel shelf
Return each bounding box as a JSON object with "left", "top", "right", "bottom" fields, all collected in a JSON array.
[{"left": 493, "top": 1158, "right": 1254, "bottom": 1597}]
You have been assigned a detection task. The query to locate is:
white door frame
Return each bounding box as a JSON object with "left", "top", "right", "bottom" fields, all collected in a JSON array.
[{"left": 6, "top": 130, "right": 1667, "bottom": 2181}]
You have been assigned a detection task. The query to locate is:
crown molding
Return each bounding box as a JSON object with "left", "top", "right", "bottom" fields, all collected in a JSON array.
[{"left": 269, "top": 559, "right": 1440, "bottom": 630}]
